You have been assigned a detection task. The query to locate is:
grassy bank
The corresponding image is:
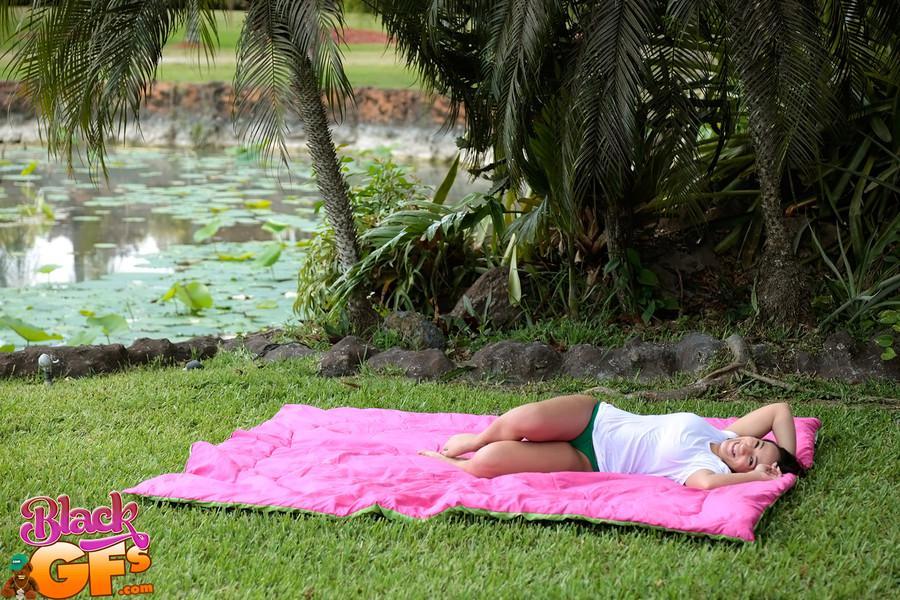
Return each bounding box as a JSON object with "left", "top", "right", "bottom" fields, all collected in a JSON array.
[{"left": 1, "top": 352, "right": 897, "bottom": 598}]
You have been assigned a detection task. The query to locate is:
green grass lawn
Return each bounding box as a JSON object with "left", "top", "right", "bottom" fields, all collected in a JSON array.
[
  {"left": 156, "top": 44, "right": 419, "bottom": 89},
  {"left": 1, "top": 352, "right": 897, "bottom": 597}
]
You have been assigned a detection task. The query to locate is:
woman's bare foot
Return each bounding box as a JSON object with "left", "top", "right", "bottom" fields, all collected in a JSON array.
[
  {"left": 418, "top": 449, "right": 469, "bottom": 470},
  {"left": 440, "top": 433, "right": 480, "bottom": 457}
]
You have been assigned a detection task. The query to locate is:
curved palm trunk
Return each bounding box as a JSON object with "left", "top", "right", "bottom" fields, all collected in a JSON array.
[
  {"left": 294, "top": 57, "right": 378, "bottom": 334},
  {"left": 733, "top": 8, "right": 811, "bottom": 326}
]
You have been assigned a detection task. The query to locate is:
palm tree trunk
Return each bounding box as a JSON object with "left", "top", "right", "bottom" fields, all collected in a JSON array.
[
  {"left": 741, "top": 81, "right": 811, "bottom": 326},
  {"left": 728, "top": 0, "right": 811, "bottom": 327},
  {"left": 294, "top": 56, "right": 378, "bottom": 334},
  {"left": 604, "top": 196, "right": 635, "bottom": 313}
]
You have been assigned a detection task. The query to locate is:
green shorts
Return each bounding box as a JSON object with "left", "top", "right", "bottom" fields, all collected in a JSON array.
[{"left": 569, "top": 401, "right": 600, "bottom": 471}]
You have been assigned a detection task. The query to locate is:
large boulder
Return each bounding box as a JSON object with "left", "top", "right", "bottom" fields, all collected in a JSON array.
[
  {"left": 469, "top": 341, "right": 561, "bottom": 382},
  {"left": 815, "top": 331, "right": 900, "bottom": 382},
  {"left": 449, "top": 267, "right": 523, "bottom": 330},
  {"left": 318, "top": 336, "right": 379, "bottom": 377},
  {"left": 127, "top": 336, "right": 220, "bottom": 366},
  {"left": 382, "top": 311, "right": 446, "bottom": 350},
  {"left": 262, "top": 343, "right": 318, "bottom": 362},
  {"left": 674, "top": 333, "right": 724, "bottom": 374},
  {"left": 605, "top": 339, "right": 677, "bottom": 380},
  {"left": 561, "top": 345, "right": 615, "bottom": 379},
  {"left": 127, "top": 338, "right": 178, "bottom": 365},
  {"left": 0, "top": 344, "right": 129, "bottom": 379},
  {"left": 366, "top": 348, "right": 455, "bottom": 380},
  {"left": 221, "top": 330, "right": 284, "bottom": 357},
  {"left": 172, "top": 336, "right": 221, "bottom": 362}
]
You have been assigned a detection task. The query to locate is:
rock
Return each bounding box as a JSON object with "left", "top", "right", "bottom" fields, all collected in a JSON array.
[
  {"left": 221, "top": 330, "right": 284, "bottom": 357},
  {"left": 0, "top": 345, "right": 129, "bottom": 378},
  {"left": 172, "top": 336, "right": 220, "bottom": 362},
  {"left": 561, "top": 345, "right": 615, "bottom": 379},
  {"left": 127, "top": 338, "right": 178, "bottom": 365},
  {"left": 854, "top": 337, "right": 900, "bottom": 381},
  {"left": 262, "top": 343, "right": 317, "bottom": 362},
  {"left": 816, "top": 331, "right": 900, "bottom": 382},
  {"left": 449, "top": 267, "right": 523, "bottom": 330},
  {"left": 469, "top": 341, "right": 561, "bottom": 382},
  {"left": 751, "top": 343, "right": 781, "bottom": 371},
  {"left": 184, "top": 360, "right": 204, "bottom": 370},
  {"left": 674, "top": 333, "right": 724, "bottom": 374},
  {"left": 318, "top": 336, "right": 380, "bottom": 377},
  {"left": 606, "top": 339, "right": 677, "bottom": 380},
  {"left": 791, "top": 350, "right": 819, "bottom": 375},
  {"left": 382, "top": 311, "right": 446, "bottom": 350},
  {"left": 366, "top": 348, "right": 455, "bottom": 380}
]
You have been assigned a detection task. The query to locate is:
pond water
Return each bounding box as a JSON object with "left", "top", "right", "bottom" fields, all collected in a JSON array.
[{"left": 0, "top": 146, "right": 485, "bottom": 350}]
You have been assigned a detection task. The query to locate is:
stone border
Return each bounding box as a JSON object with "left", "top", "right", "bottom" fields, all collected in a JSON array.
[{"left": 1, "top": 329, "right": 896, "bottom": 384}]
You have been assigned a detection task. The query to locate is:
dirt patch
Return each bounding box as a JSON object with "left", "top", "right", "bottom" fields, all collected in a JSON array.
[{"left": 335, "top": 28, "right": 391, "bottom": 45}]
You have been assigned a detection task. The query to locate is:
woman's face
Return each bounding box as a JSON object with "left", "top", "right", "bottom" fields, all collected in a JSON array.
[{"left": 717, "top": 436, "right": 780, "bottom": 472}]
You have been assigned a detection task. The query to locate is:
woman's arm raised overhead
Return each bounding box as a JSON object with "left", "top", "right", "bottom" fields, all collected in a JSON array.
[
  {"left": 727, "top": 402, "right": 797, "bottom": 454},
  {"left": 685, "top": 463, "right": 783, "bottom": 490}
]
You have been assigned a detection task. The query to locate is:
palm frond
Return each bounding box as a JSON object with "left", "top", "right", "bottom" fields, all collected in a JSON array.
[
  {"left": 234, "top": 0, "right": 297, "bottom": 166},
  {"left": 483, "top": 0, "right": 558, "bottom": 186},
  {"left": 5, "top": 0, "right": 184, "bottom": 176},
  {"left": 373, "top": 0, "right": 492, "bottom": 151},
  {"left": 278, "top": 0, "right": 353, "bottom": 120},
  {"left": 568, "top": 0, "right": 658, "bottom": 202}
]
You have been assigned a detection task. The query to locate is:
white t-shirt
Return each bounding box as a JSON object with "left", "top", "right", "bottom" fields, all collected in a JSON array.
[{"left": 591, "top": 402, "right": 737, "bottom": 485}]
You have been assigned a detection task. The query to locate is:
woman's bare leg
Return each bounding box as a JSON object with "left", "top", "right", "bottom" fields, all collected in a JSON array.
[
  {"left": 440, "top": 394, "right": 597, "bottom": 457},
  {"left": 420, "top": 440, "right": 592, "bottom": 477}
]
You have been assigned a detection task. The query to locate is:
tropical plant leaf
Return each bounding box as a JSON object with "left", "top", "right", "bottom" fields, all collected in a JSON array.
[
  {"left": 0, "top": 315, "right": 63, "bottom": 342},
  {"left": 86, "top": 313, "right": 129, "bottom": 336},
  {"left": 176, "top": 281, "right": 214, "bottom": 312},
  {"left": 433, "top": 153, "right": 460, "bottom": 206},
  {"left": 20, "top": 161, "right": 37, "bottom": 176},
  {"left": 193, "top": 219, "right": 222, "bottom": 243},
  {"left": 255, "top": 242, "right": 283, "bottom": 267},
  {"left": 68, "top": 330, "right": 98, "bottom": 346}
]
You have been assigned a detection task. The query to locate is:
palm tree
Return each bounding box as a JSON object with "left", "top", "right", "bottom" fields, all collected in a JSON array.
[
  {"left": 378, "top": 0, "right": 895, "bottom": 326},
  {"left": 374, "top": 0, "right": 701, "bottom": 316},
  {"left": 0, "top": 0, "right": 378, "bottom": 333}
]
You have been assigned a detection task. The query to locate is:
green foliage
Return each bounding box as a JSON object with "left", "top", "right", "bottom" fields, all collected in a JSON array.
[
  {"left": 875, "top": 310, "right": 900, "bottom": 361},
  {"left": 160, "top": 281, "right": 214, "bottom": 314},
  {"left": 193, "top": 219, "right": 222, "bottom": 243},
  {"left": 35, "top": 264, "right": 61, "bottom": 274},
  {"left": 0, "top": 314, "right": 63, "bottom": 343},
  {"left": 295, "top": 157, "right": 498, "bottom": 324},
  {"left": 86, "top": 313, "right": 129, "bottom": 340}
]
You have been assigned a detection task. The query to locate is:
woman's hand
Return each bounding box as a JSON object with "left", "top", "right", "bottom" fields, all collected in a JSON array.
[{"left": 754, "top": 462, "right": 782, "bottom": 481}]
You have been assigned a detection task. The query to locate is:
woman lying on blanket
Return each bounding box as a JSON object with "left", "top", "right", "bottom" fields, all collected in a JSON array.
[{"left": 419, "top": 396, "right": 805, "bottom": 489}]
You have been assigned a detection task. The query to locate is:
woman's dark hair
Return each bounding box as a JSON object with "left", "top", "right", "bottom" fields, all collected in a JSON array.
[{"left": 775, "top": 444, "right": 807, "bottom": 476}]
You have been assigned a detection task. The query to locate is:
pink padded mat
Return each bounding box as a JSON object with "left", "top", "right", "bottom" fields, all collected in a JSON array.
[{"left": 125, "top": 404, "right": 820, "bottom": 541}]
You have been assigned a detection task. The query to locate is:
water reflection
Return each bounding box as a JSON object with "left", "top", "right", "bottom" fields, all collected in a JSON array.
[{"left": 0, "top": 147, "right": 485, "bottom": 288}]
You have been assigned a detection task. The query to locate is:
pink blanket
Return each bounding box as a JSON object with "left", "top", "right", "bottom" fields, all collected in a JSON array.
[{"left": 125, "top": 404, "right": 820, "bottom": 541}]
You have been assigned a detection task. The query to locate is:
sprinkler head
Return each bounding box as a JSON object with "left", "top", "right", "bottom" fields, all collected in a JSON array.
[{"left": 38, "top": 352, "right": 58, "bottom": 385}]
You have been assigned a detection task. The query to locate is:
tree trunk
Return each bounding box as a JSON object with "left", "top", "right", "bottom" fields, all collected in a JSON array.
[
  {"left": 294, "top": 57, "right": 379, "bottom": 334},
  {"left": 741, "top": 79, "right": 811, "bottom": 326},
  {"left": 604, "top": 196, "right": 636, "bottom": 314},
  {"left": 729, "top": 3, "right": 811, "bottom": 327}
]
